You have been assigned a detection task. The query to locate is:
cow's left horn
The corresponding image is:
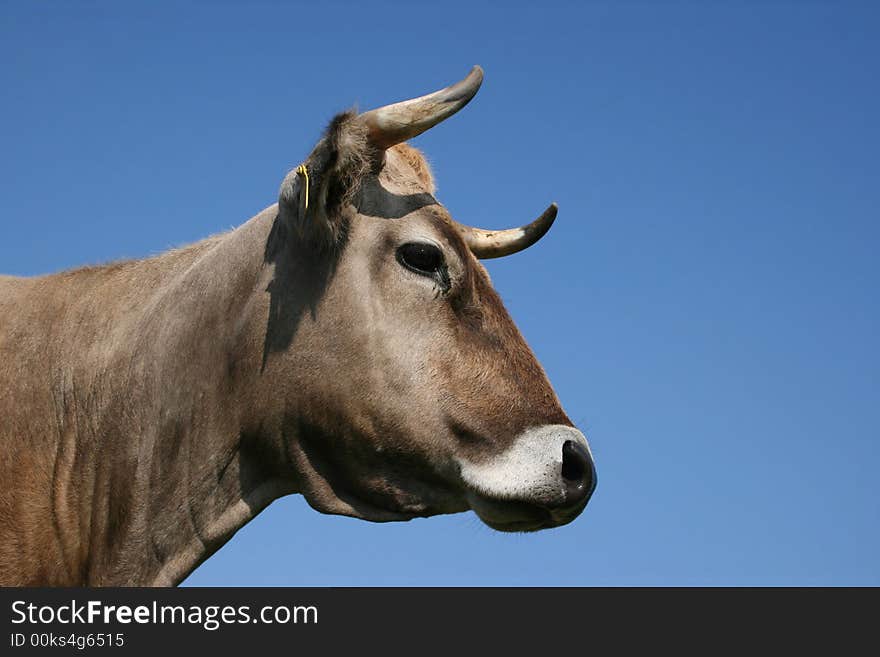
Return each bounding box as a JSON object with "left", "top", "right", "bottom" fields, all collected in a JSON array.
[
  {"left": 455, "top": 203, "right": 558, "bottom": 259},
  {"left": 359, "top": 66, "right": 484, "bottom": 149}
]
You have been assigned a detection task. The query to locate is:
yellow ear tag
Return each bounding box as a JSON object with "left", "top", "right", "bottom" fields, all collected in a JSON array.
[{"left": 295, "top": 164, "right": 309, "bottom": 211}]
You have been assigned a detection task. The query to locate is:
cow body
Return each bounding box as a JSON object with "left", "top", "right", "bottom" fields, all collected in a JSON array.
[{"left": 0, "top": 69, "right": 596, "bottom": 586}]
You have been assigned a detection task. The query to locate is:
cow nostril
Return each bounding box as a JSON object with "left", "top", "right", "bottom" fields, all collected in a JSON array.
[
  {"left": 561, "top": 440, "right": 586, "bottom": 483},
  {"left": 561, "top": 439, "right": 595, "bottom": 507}
]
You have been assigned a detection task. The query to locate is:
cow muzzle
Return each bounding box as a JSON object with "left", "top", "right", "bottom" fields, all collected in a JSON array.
[{"left": 458, "top": 425, "right": 596, "bottom": 532}]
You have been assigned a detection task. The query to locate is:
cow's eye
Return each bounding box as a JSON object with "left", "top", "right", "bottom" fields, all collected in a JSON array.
[{"left": 397, "top": 242, "right": 444, "bottom": 276}]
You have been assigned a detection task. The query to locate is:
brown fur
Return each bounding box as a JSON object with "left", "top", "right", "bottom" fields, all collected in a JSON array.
[{"left": 391, "top": 143, "right": 436, "bottom": 192}]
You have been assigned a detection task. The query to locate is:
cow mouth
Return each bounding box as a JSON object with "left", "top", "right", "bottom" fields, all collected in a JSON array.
[{"left": 465, "top": 491, "right": 586, "bottom": 533}]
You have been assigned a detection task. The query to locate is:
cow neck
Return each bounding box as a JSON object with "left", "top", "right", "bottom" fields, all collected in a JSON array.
[{"left": 75, "top": 205, "right": 296, "bottom": 585}]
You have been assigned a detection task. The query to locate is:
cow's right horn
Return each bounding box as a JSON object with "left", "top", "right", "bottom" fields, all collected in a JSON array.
[
  {"left": 454, "top": 203, "right": 559, "bottom": 259},
  {"left": 359, "top": 66, "right": 484, "bottom": 149}
]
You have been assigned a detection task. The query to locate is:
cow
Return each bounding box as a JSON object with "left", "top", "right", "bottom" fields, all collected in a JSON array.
[{"left": 0, "top": 67, "right": 595, "bottom": 586}]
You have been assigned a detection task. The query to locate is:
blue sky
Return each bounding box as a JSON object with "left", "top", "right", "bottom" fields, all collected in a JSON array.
[{"left": 1, "top": 2, "right": 877, "bottom": 585}]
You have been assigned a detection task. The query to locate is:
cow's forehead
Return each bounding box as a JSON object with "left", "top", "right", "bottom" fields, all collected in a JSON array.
[
  {"left": 349, "top": 146, "right": 475, "bottom": 269},
  {"left": 379, "top": 144, "right": 436, "bottom": 194}
]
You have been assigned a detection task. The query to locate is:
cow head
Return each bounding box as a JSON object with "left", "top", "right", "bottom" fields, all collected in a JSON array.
[{"left": 263, "top": 67, "right": 595, "bottom": 532}]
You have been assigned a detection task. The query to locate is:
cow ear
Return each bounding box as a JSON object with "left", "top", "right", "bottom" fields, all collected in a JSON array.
[{"left": 278, "top": 111, "right": 377, "bottom": 249}]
